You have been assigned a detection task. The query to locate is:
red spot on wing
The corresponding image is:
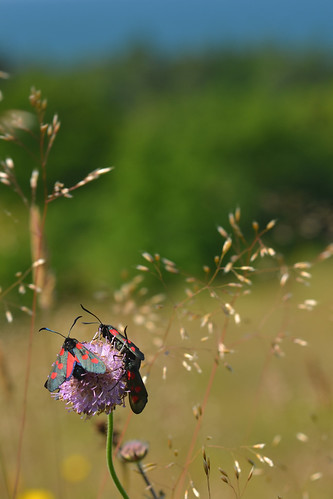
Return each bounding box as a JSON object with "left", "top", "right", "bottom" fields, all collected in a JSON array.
[
  {"left": 131, "top": 395, "right": 139, "bottom": 403},
  {"left": 65, "top": 352, "right": 76, "bottom": 379},
  {"left": 57, "top": 363, "right": 63, "bottom": 370},
  {"left": 75, "top": 343, "right": 83, "bottom": 349},
  {"left": 51, "top": 372, "right": 58, "bottom": 379},
  {"left": 90, "top": 358, "right": 99, "bottom": 364},
  {"left": 59, "top": 348, "right": 65, "bottom": 355},
  {"left": 81, "top": 353, "right": 89, "bottom": 360}
]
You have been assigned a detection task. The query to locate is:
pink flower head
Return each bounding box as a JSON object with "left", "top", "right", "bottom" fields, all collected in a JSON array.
[{"left": 53, "top": 340, "right": 126, "bottom": 417}]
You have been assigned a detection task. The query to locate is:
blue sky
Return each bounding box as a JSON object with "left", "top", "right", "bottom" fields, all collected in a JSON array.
[{"left": 1, "top": 0, "right": 333, "bottom": 67}]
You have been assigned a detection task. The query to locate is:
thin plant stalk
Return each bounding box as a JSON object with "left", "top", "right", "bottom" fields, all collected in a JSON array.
[
  {"left": 136, "top": 462, "right": 160, "bottom": 499},
  {"left": 106, "top": 411, "right": 130, "bottom": 499}
]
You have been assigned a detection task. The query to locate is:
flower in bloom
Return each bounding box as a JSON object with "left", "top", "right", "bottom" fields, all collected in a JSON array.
[{"left": 54, "top": 340, "right": 126, "bottom": 417}]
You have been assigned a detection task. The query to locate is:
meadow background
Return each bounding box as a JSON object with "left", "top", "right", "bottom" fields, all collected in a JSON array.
[{"left": 1, "top": 1, "right": 333, "bottom": 498}]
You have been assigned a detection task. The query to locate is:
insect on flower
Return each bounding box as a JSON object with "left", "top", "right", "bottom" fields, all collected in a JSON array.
[
  {"left": 81, "top": 305, "right": 148, "bottom": 414},
  {"left": 40, "top": 315, "right": 106, "bottom": 392}
]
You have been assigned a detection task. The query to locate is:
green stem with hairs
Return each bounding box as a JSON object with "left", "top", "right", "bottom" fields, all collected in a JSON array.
[{"left": 106, "top": 411, "right": 130, "bottom": 499}]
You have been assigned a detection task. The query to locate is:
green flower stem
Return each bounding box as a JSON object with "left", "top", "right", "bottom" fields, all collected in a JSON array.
[{"left": 106, "top": 411, "right": 130, "bottom": 499}]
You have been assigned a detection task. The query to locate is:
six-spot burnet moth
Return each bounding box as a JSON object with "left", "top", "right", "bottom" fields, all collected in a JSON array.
[
  {"left": 80, "top": 304, "right": 148, "bottom": 414},
  {"left": 40, "top": 315, "right": 106, "bottom": 392},
  {"left": 124, "top": 356, "right": 149, "bottom": 414}
]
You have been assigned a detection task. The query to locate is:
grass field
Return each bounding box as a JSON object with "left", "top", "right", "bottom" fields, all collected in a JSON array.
[
  {"left": 1, "top": 255, "right": 332, "bottom": 499},
  {"left": 1, "top": 85, "right": 332, "bottom": 499}
]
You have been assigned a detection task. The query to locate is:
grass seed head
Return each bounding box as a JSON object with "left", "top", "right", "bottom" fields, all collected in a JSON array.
[
  {"left": 235, "top": 206, "right": 241, "bottom": 221},
  {"left": 30, "top": 169, "right": 39, "bottom": 190},
  {"left": 266, "top": 219, "right": 277, "bottom": 230},
  {"left": 252, "top": 220, "right": 259, "bottom": 231},
  {"left": 142, "top": 252, "right": 154, "bottom": 263},
  {"left": 222, "top": 238, "right": 232, "bottom": 254},
  {"left": 262, "top": 456, "right": 274, "bottom": 467},
  {"left": 5, "top": 157, "right": 14, "bottom": 169},
  {"left": 182, "top": 360, "right": 191, "bottom": 371},
  {"left": 234, "top": 460, "right": 241, "bottom": 478},
  {"left": 192, "top": 404, "right": 202, "bottom": 419},
  {"left": 293, "top": 338, "right": 308, "bottom": 347},
  {"left": 218, "top": 467, "right": 229, "bottom": 481},
  {"left": 20, "top": 306, "right": 32, "bottom": 315},
  {"left": 280, "top": 272, "right": 289, "bottom": 286},
  {"left": 190, "top": 481, "right": 200, "bottom": 497},
  {"left": 5, "top": 310, "right": 13, "bottom": 323},
  {"left": 136, "top": 265, "right": 150, "bottom": 272},
  {"left": 180, "top": 327, "right": 189, "bottom": 340},
  {"left": 252, "top": 443, "right": 265, "bottom": 449},
  {"left": 319, "top": 243, "right": 333, "bottom": 260},
  {"left": 247, "top": 464, "right": 255, "bottom": 481},
  {"left": 296, "top": 432, "right": 309, "bottom": 443},
  {"left": 217, "top": 225, "right": 228, "bottom": 238},
  {"left": 310, "top": 472, "right": 322, "bottom": 481},
  {"left": 223, "top": 261, "right": 233, "bottom": 273}
]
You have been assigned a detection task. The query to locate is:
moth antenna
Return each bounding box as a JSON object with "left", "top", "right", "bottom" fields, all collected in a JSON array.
[
  {"left": 68, "top": 315, "right": 83, "bottom": 336},
  {"left": 80, "top": 304, "right": 102, "bottom": 324},
  {"left": 39, "top": 315, "right": 82, "bottom": 339},
  {"left": 82, "top": 321, "right": 99, "bottom": 325},
  {"left": 124, "top": 326, "right": 129, "bottom": 340},
  {"left": 39, "top": 327, "right": 66, "bottom": 339}
]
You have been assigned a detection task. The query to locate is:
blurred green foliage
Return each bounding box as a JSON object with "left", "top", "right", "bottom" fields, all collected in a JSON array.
[{"left": 1, "top": 48, "right": 332, "bottom": 294}]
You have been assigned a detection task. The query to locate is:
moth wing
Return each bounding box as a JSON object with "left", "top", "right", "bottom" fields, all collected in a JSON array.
[
  {"left": 45, "top": 348, "right": 70, "bottom": 392},
  {"left": 127, "top": 369, "right": 148, "bottom": 414},
  {"left": 74, "top": 343, "right": 106, "bottom": 374}
]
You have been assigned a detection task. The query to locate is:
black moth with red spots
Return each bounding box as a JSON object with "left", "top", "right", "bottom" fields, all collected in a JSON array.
[
  {"left": 97, "top": 323, "right": 144, "bottom": 363},
  {"left": 40, "top": 316, "right": 106, "bottom": 392},
  {"left": 81, "top": 305, "right": 148, "bottom": 414},
  {"left": 101, "top": 326, "right": 148, "bottom": 414},
  {"left": 124, "top": 356, "right": 148, "bottom": 414}
]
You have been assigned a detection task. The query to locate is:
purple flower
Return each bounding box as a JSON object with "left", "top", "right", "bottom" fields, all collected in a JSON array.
[{"left": 53, "top": 340, "right": 127, "bottom": 417}]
